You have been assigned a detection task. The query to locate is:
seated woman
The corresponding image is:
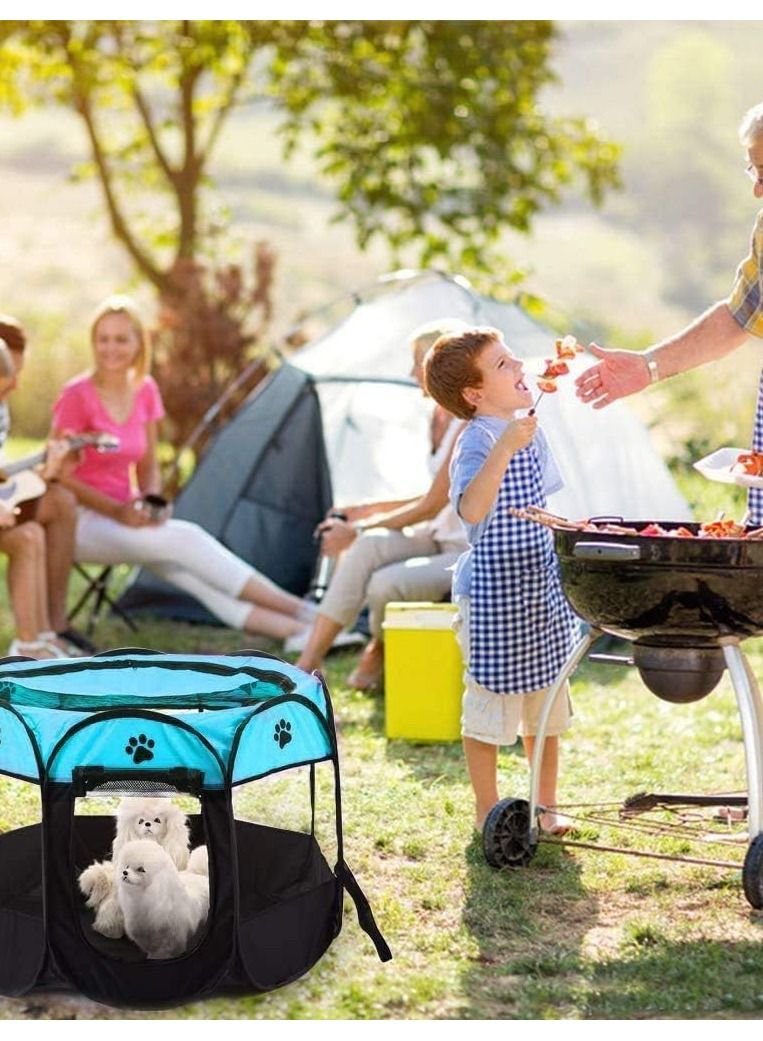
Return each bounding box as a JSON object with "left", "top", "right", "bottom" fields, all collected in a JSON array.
[
  {"left": 51, "top": 295, "right": 321, "bottom": 645},
  {"left": 293, "top": 319, "right": 468, "bottom": 689},
  {"left": 0, "top": 332, "right": 81, "bottom": 659}
]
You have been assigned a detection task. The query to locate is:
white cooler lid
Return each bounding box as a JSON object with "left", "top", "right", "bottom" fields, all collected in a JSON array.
[{"left": 382, "top": 602, "right": 459, "bottom": 631}]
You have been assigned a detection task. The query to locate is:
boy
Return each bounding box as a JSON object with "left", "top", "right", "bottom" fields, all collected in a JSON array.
[{"left": 423, "top": 327, "right": 578, "bottom": 834}]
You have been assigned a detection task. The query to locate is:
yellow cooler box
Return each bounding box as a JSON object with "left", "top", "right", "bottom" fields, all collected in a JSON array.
[{"left": 383, "top": 601, "right": 463, "bottom": 742}]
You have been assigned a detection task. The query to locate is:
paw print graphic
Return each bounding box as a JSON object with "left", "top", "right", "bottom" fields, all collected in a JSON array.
[
  {"left": 125, "top": 734, "right": 155, "bottom": 764},
  {"left": 274, "top": 719, "right": 292, "bottom": 750}
]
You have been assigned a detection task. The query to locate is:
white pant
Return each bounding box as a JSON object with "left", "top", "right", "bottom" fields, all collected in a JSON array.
[
  {"left": 75, "top": 509, "right": 255, "bottom": 629},
  {"left": 319, "top": 526, "right": 463, "bottom": 637}
]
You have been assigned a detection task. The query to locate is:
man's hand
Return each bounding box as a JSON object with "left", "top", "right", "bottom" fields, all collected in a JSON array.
[
  {"left": 315, "top": 516, "right": 357, "bottom": 556},
  {"left": 575, "top": 343, "right": 651, "bottom": 409},
  {"left": 501, "top": 414, "right": 537, "bottom": 454}
]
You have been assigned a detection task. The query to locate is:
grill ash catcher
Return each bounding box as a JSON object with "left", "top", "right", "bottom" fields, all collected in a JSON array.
[{"left": 482, "top": 514, "right": 763, "bottom": 908}]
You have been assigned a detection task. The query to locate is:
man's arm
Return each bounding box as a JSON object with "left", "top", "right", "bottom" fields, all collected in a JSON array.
[{"left": 576, "top": 302, "right": 749, "bottom": 409}]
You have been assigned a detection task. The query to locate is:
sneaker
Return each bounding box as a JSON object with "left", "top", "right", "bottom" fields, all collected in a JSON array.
[
  {"left": 330, "top": 630, "right": 367, "bottom": 651},
  {"left": 282, "top": 628, "right": 366, "bottom": 656}
]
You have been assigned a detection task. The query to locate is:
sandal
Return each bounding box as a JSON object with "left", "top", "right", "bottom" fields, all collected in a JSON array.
[
  {"left": 6, "top": 638, "right": 67, "bottom": 661},
  {"left": 346, "top": 664, "right": 384, "bottom": 692},
  {"left": 346, "top": 638, "right": 384, "bottom": 691},
  {"left": 539, "top": 811, "right": 573, "bottom": 837}
]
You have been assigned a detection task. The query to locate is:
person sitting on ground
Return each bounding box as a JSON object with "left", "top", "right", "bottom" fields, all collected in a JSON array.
[
  {"left": 51, "top": 294, "right": 331, "bottom": 646},
  {"left": 423, "top": 326, "right": 579, "bottom": 835},
  {"left": 293, "top": 319, "right": 469, "bottom": 689},
  {"left": 0, "top": 318, "right": 86, "bottom": 659}
]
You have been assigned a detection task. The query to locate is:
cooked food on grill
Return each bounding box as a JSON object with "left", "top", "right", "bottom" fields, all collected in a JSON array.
[
  {"left": 510, "top": 505, "right": 763, "bottom": 540},
  {"left": 733, "top": 451, "right": 763, "bottom": 477}
]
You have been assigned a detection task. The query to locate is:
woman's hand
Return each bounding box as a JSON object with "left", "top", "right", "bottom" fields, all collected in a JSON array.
[
  {"left": 327, "top": 504, "right": 369, "bottom": 523},
  {"left": 315, "top": 516, "right": 358, "bottom": 556},
  {"left": 575, "top": 343, "right": 651, "bottom": 409},
  {"left": 114, "top": 499, "right": 161, "bottom": 528},
  {"left": 40, "top": 438, "right": 73, "bottom": 481}
]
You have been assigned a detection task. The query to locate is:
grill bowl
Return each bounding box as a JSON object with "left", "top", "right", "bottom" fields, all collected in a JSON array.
[
  {"left": 554, "top": 521, "right": 763, "bottom": 701},
  {"left": 555, "top": 521, "right": 763, "bottom": 642}
]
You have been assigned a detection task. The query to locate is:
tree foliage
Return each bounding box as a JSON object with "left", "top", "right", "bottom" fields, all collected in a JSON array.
[
  {"left": 0, "top": 20, "right": 620, "bottom": 453},
  {"left": 267, "top": 21, "right": 620, "bottom": 277}
]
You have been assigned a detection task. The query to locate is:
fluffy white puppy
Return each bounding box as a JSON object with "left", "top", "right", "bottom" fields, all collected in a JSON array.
[
  {"left": 113, "top": 798, "right": 191, "bottom": 868},
  {"left": 116, "top": 839, "right": 209, "bottom": 959},
  {"left": 187, "top": 844, "right": 209, "bottom": 876},
  {"left": 78, "top": 798, "right": 192, "bottom": 939}
]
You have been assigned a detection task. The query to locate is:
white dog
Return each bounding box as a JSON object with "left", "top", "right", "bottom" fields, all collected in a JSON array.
[
  {"left": 116, "top": 839, "right": 209, "bottom": 959},
  {"left": 78, "top": 798, "right": 194, "bottom": 939}
]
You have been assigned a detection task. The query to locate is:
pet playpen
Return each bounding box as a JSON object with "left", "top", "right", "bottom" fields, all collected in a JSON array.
[{"left": 0, "top": 649, "right": 390, "bottom": 1009}]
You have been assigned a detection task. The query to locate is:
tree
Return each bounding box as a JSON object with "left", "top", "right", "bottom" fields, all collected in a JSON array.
[{"left": 0, "top": 20, "right": 619, "bottom": 455}]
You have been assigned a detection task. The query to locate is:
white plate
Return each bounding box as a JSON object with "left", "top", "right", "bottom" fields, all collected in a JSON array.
[{"left": 693, "top": 446, "right": 763, "bottom": 489}]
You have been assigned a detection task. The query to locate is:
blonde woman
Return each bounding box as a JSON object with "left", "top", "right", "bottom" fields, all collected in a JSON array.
[{"left": 52, "top": 295, "right": 322, "bottom": 643}]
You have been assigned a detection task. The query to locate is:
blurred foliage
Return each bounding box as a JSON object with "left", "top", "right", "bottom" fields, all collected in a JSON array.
[
  {"left": 265, "top": 21, "right": 621, "bottom": 287},
  {"left": 0, "top": 19, "right": 621, "bottom": 300},
  {"left": 625, "top": 32, "right": 741, "bottom": 311},
  {"left": 0, "top": 20, "right": 621, "bottom": 454}
]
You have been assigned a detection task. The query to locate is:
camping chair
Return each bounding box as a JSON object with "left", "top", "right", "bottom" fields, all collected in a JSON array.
[{"left": 68, "top": 564, "right": 138, "bottom": 637}]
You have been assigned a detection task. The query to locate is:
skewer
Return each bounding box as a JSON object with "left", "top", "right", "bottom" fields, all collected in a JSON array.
[
  {"left": 528, "top": 390, "right": 545, "bottom": 417},
  {"left": 509, "top": 506, "right": 587, "bottom": 530}
]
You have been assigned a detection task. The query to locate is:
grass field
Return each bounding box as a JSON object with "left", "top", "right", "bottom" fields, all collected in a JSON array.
[{"left": 0, "top": 516, "right": 762, "bottom": 1020}]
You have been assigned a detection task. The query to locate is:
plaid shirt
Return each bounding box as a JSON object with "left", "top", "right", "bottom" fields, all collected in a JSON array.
[{"left": 728, "top": 209, "right": 763, "bottom": 336}]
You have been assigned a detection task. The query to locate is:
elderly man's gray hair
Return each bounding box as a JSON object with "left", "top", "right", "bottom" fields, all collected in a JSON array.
[{"left": 739, "top": 102, "right": 763, "bottom": 145}]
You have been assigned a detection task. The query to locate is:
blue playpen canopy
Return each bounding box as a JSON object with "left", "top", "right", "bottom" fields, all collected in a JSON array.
[{"left": 0, "top": 651, "right": 334, "bottom": 789}]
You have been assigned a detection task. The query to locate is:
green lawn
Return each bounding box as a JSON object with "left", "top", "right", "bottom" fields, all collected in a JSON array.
[
  {"left": 0, "top": 592, "right": 761, "bottom": 1020},
  {"left": 0, "top": 468, "right": 762, "bottom": 1019}
]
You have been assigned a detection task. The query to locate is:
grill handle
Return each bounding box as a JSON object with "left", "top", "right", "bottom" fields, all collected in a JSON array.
[{"left": 573, "top": 541, "right": 642, "bottom": 561}]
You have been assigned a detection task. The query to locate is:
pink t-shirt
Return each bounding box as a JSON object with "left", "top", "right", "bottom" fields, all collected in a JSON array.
[{"left": 53, "top": 374, "right": 165, "bottom": 503}]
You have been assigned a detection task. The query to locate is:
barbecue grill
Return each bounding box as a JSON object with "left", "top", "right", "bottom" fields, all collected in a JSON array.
[{"left": 482, "top": 516, "right": 763, "bottom": 908}]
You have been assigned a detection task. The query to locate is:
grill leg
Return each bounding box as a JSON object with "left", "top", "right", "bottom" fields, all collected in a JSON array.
[
  {"left": 528, "top": 628, "right": 601, "bottom": 840},
  {"left": 720, "top": 638, "right": 763, "bottom": 840}
]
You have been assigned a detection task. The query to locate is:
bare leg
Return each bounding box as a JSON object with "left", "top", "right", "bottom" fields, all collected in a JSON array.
[
  {"left": 240, "top": 574, "right": 317, "bottom": 624},
  {"left": 463, "top": 736, "right": 499, "bottom": 831},
  {"left": 242, "top": 605, "right": 310, "bottom": 641},
  {"left": 0, "top": 522, "right": 48, "bottom": 641},
  {"left": 522, "top": 735, "right": 568, "bottom": 833},
  {"left": 34, "top": 485, "right": 77, "bottom": 632},
  {"left": 295, "top": 614, "right": 343, "bottom": 672},
  {"left": 347, "top": 637, "right": 384, "bottom": 690}
]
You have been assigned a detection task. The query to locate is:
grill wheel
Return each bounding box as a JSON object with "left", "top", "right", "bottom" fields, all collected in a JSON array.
[
  {"left": 482, "top": 797, "right": 537, "bottom": 868},
  {"left": 742, "top": 833, "right": 763, "bottom": 908}
]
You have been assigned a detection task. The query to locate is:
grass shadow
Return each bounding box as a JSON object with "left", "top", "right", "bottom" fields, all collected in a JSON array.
[
  {"left": 571, "top": 933, "right": 763, "bottom": 1018},
  {"left": 456, "top": 829, "right": 598, "bottom": 1019}
]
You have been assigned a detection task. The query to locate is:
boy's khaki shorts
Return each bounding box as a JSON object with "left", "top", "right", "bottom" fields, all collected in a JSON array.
[
  {"left": 462, "top": 675, "right": 572, "bottom": 747},
  {"left": 454, "top": 595, "right": 573, "bottom": 747}
]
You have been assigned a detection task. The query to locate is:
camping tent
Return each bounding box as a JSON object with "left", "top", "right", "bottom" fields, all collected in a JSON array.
[{"left": 118, "top": 270, "right": 689, "bottom": 623}]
